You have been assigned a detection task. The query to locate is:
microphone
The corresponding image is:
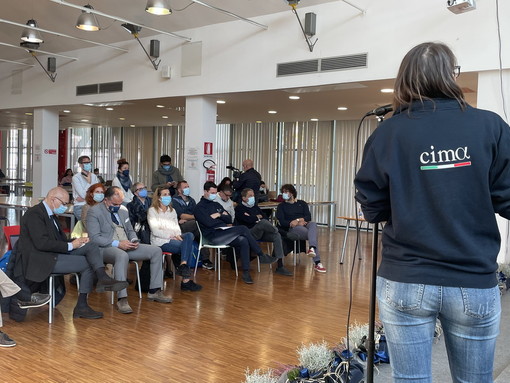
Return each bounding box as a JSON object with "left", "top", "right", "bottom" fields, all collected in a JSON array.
[{"left": 366, "top": 104, "right": 393, "bottom": 117}]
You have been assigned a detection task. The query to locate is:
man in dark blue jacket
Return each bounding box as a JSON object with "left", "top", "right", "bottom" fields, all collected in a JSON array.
[
  {"left": 195, "top": 182, "right": 276, "bottom": 284},
  {"left": 232, "top": 159, "right": 262, "bottom": 203}
]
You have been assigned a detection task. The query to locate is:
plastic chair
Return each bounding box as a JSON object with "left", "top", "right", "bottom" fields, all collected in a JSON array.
[
  {"left": 3, "top": 225, "right": 20, "bottom": 250},
  {"left": 195, "top": 224, "right": 237, "bottom": 281}
]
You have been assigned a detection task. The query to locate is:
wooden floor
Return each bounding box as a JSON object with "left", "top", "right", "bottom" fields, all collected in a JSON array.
[{"left": 1, "top": 226, "right": 378, "bottom": 383}]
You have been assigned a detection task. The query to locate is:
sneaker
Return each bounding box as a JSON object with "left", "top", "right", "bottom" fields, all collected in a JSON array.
[
  {"left": 275, "top": 266, "right": 293, "bottom": 276},
  {"left": 314, "top": 262, "right": 327, "bottom": 273},
  {"left": 147, "top": 290, "right": 173, "bottom": 303},
  {"left": 116, "top": 298, "right": 133, "bottom": 314},
  {"left": 307, "top": 247, "right": 317, "bottom": 257},
  {"left": 181, "top": 280, "right": 203, "bottom": 291},
  {"left": 201, "top": 259, "right": 214, "bottom": 270},
  {"left": 176, "top": 264, "right": 191, "bottom": 278},
  {"left": 17, "top": 293, "right": 51, "bottom": 309},
  {"left": 0, "top": 331, "right": 16, "bottom": 347}
]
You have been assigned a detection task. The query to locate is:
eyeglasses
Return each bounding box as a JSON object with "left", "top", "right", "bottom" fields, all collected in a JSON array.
[
  {"left": 136, "top": 187, "right": 147, "bottom": 192},
  {"left": 55, "top": 196, "right": 68, "bottom": 205},
  {"left": 453, "top": 65, "right": 461, "bottom": 78}
]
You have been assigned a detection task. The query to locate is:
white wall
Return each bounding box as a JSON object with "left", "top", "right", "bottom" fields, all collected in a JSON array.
[{"left": 0, "top": 0, "right": 508, "bottom": 109}]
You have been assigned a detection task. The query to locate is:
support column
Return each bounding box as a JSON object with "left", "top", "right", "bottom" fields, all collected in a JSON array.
[
  {"left": 477, "top": 70, "right": 510, "bottom": 263},
  {"left": 184, "top": 96, "right": 217, "bottom": 201},
  {"left": 33, "top": 108, "right": 59, "bottom": 199}
]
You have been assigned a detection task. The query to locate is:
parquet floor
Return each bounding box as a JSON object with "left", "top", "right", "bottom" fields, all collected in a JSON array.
[{"left": 0, "top": 226, "right": 378, "bottom": 383}]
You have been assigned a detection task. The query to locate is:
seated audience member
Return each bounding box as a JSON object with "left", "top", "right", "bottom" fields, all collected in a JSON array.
[
  {"left": 235, "top": 188, "right": 293, "bottom": 276},
  {"left": 127, "top": 182, "right": 152, "bottom": 245},
  {"left": 151, "top": 154, "right": 183, "bottom": 196},
  {"left": 59, "top": 168, "right": 74, "bottom": 186},
  {"left": 194, "top": 181, "right": 277, "bottom": 284},
  {"left": 18, "top": 187, "right": 128, "bottom": 319},
  {"left": 217, "top": 177, "right": 232, "bottom": 191},
  {"left": 216, "top": 185, "right": 235, "bottom": 223},
  {"left": 0, "top": 269, "right": 51, "bottom": 347},
  {"left": 93, "top": 168, "right": 105, "bottom": 184},
  {"left": 232, "top": 159, "right": 262, "bottom": 203},
  {"left": 72, "top": 155, "right": 99, "bottom": 220},
  {"left": 172, "top": 181, "right": 214, "bottom": 270},
  {"left": 112, "top": 158, "right": 134, "bottom": 204},
  {"left": 80, "top": 183, "right": 106, "bottom": 232},
  {"left": 258, "top": 181, "right": 269, "bottom": 203},
  {"left": 276, "top": 184, "right": 326, "bottom": 273},
  {"left": 87, "top": 186, "right": 171, "bottom": 314},
  {"left": 148, "top": 188, "right": 202, "bottom": 292}
]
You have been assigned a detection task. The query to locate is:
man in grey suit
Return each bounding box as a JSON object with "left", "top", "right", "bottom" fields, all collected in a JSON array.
[{"left": 87, "top": 186, "right": 171, "bottom": 314}]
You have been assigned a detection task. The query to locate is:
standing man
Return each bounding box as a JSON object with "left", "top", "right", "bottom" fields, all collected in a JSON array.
[
  {"left": 18, "top": 187, "right": 127, "bottom": 319},
  {"left": 232, "top": 159, "right": 262, "bottom": 203},
  {"left": 235, "top": 188, "right": 293, "bottom": 276},
  {"left": 195, "top": 181, "right": 277, "bottom": 284},
  {"left": 151, "top": 155, "right": 183, "bottom": 196},
  {"left": 72, "top": 155, "right": 98, "bottom": 220},
  {"left": 87, "top": 186, "right": 172, "bottom": 315},
  {"left": 172, "top": 180, "right": 214, "bottom": 270}
]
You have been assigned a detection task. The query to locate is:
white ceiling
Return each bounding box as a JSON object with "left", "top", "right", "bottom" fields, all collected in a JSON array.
[{"left": 0, "top": 0, "right": 479, "bottom": 129}]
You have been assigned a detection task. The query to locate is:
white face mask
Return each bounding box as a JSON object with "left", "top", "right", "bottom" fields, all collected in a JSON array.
[{"left": 282, "top": 192, "right": 290, "bottom": 200}]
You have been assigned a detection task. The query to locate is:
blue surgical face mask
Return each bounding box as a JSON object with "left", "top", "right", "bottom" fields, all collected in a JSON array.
[
  {"left": 161, "top": 196, "right": 172, "bottom": 206},
  {"left": 93, "top": 193, "right": 104, "bottom": 203},
  {"left": 208, "top": 193, "right": 217, "bottom": 201},
  {"left": 122, "top": 169, "right": 129, "bottom": 177},
  {"left": 138, "top": 189, "right": 148, "bottom": 198},
  {"left": 282, "top": 192, "right": 290, "bottom": 201},
  {"left": 109, "top": 205, "right": 120, "bottom": 213},
  {"left": 53, "top": 204, "right": 67, "bottom": 215},
  {"left": 183, "top": 187, "right": 190, "bottom": 196},
  {"left": 82, "top": 163, "right": 92, "bottom": 172},
  {"left": 162, "top": 165, "right": 171, "bottom": 171},
  {"left": 247, "top": 196, "right": 255, "bottom": 207}
]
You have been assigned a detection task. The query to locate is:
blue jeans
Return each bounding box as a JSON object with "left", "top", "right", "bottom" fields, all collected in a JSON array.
[
  {"left": 376, "top": 276, "right": 500, "bottom": 383},
  {"left": 160, "top": 232, "right": 194, "bottom": 264}
]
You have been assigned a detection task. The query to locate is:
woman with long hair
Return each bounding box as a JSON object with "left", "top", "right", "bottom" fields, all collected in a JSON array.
[
  {"left": 148, "top": 187, "right": 202, "bottom": 292},
  {"left": 112, "top": 158, "right": 133, "bottom": 204},
  {"left": 354, "top": 42, "right": 510, "bottom": 382}
]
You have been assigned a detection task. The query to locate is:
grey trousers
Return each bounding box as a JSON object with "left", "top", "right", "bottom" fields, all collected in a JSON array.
[
  {"left": 250, "top": 219, "right": 285, "bottom": 259},
  {"left": 0, "top": 269, "right": 21, "bottom": 327},
  {"left": 102, "top": 244, "right": 163, "bottom": 299},
  {"left": 289, "top": 221, "right": 320, "bottom": 262}
]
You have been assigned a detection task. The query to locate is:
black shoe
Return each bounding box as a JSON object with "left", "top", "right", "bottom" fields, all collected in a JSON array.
[
  {"left": 242, "top": 271, "right": 254, "bottom": 284},
  {"left": 181, "top": 280, "right": 203, "bottom": 291},
  {"left": 258, "top": 253, "right": 278, "bottom": 264},
  {"left": 17, "top": 293, "right": 51, "bottom": 309},
  {"left": 177, "top": 264, "right": 192, "bottom": 278},
  {"left": 202, "top": 259, "right": 214, "bottom": 270},
  {"left": 164, "top": 269, "right": 174, "bottom": 279},
  {"left": 0, "top": 331, "right": 16, "bottom": 347},
  {"left": 275, "top": 266, "right": 293, "bottom": 276},
  {"left": 96, "top": 278, "right": 129, "bottom": 293},
  {"left": 73, "top": 305, "right": 103, "bottom": 319}
]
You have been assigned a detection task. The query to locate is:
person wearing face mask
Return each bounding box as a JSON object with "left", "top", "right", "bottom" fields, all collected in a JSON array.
[
  {"left": 232, "top": 159, "right": 262, "bottom": 203},
  {"left": 151, "top": 154, "right": 183, "bottom": 196},
  {"left": 276, "top": 184, "right": 326, "bottom": 273},
  {"left": 216, "top": 185, "right": 235, "bottom": 223},
  {"left": 87, "top": 186, "right": 171, "bottom": 314},
  {"left": 258, "top": 181, "right": 269, "bottom": 203},
  {"left": 112, "top": 158, "right": 134, "bottom": 204},
  {"left": 148, "top": 188, "right": 202, "bottom": 292},
  {"left": 235, "top": 188, "right": 293, "bottom": 276},
  {"left": 93, "top": 168, "right": 105, "bottom": 184},
  {"left": 72, "top": 155, "right": 99, "bottom": 221},
  {"left": 195, "top": 181, "right": 277, "bottom": 284},
  {"left": 80, "top": 183, "right": 107, "bottom": 232},
  {"left": 127, "top": 182, "right": 153, "bottom": 246},
  {"left": 172, "top": 180, "right": 214, "bottom": 271},
  {"left": 18, "top": 187, "right": 128, "bottom": 320}
]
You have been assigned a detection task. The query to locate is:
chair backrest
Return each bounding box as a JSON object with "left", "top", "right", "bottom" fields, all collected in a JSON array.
[{"left": 3, "top": 225, "right": 21, "bottom": 250}]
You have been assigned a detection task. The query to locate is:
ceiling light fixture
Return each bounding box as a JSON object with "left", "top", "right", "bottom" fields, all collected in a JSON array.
[
  {"left": 156, "top": 104, "right": 165, "bottom": 108},
  {"left": 310, "top": 118, "right": 319, "bottom": 121},
  {"left": 146, "top": 0, "right": 172, "bottom": 15},
  {"left": 289, "top": 95, "right": 300, "bottom": 100},
  {"left": 162, "top": 115, "right": 168, "bottom": 119},
  {"left": 121, "top": 23, "right": 161, "bottom": 70},
  {"left": 268, "top": 110, "right": 277, "bottom": 114},
  {"left": 216, "top": 100, "right": 226, "bottom": 104},
  {"left": 76, "top": 4, "right": 100, "bottom": 31},
  {"left": 106, "top": 107, "right": 114, "bottom": 111},
  {"left": 20, "top": 19, "right": 44, "bottom": 43},
  {"left": 380, "top": 88, "right": 394, "bottom": 93},
  {"left": 63, "top": 110, "right": 71, "bottom": 113},
  {"left": 337, "top": 106, "right": 348, "bottom": 111}
]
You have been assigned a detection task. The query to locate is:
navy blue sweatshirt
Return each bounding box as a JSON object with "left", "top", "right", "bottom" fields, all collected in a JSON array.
[
  {"left": 172, "top": 195, "right": 197, "bottom": 219},
  {"left": 235, "top": 203, "right": 265, "bottom": 228},
  {"left": 354, "top": 99, "right": 510, "bottom": 288},
  {"left": 276, "top": 200, "right": 312, "bottom": 230},
  {"left": 194, "top": 197, "right": 232, "bottom": 239}
]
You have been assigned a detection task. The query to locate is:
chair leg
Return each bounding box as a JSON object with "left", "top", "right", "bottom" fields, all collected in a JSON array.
[
  {"left": 233, "top": 248, "right": 238, "bottom": 277},
  {"left": 216, "top": 249, "right": 221, "bottom": 281},
  {"left": 48, "top": 276, "right": 54, "bottom": 324},
  {"left": 110, "top": 265, "right": 115, "bottom": 304},
  {"left": 131, "top": 261, "right": 142, "bottom": 299},
  {"left": 194, "top": 247, "right": 200, "bottom": 278}
]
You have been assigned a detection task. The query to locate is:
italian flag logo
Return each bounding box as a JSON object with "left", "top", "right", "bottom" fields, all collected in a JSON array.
[{"left": 420, "top": 161, "right": 471, "bottom": 170}]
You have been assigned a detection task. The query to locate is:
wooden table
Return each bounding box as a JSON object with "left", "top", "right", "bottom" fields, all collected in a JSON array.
[
  {"left": 258, "top": 200, "right": 337, "bottom": 230},
  {"left": 0, "top": 196, "right": 75, "bottom": 231},
  {"left": 338, "top": 216, "right": 370, "bottom": 264}
]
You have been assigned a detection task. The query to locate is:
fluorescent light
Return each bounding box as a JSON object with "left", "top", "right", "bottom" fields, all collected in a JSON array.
[
  {"left": 380, "top": 88, "right": 394, "bottom": 93},
  {"left": 106, "top": 107, "right": 114, "bottom": 111},
  {"left": 81, "top": 119, "right": 89, "bottom": 122},
  {"left": 119, "top": 117, "right": 126, "bottom": 120},
  {"left": 289, "top": 95, "right": 300, "bottom": 100},
  {"left": 63, "top": 110, "right": 71, "bottom": 113},
  {"left": 156, "top": 104, "right": 165, "bottom": 108},
  {"left": 130, "top": 124, "right": 136, "bottom": 127},
  {"left": 25, "top": 112, "right": 33, "bottom": 116},
  {"left": 268, "top": 110, "right": 277, "bottom": 114},
  {"left": 337, "top": 107, "right": 348, "bottom": 111},
  {"left": 216, "top": 100, "right": 226, "bottom": 104},
  {"left": 310, "top": 118, "right": 319, "bottom": 121},
  {"left": 162, "top": 115, "right": 168, "bottom": 119}
]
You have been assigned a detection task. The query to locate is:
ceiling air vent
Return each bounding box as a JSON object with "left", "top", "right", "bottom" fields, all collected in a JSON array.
[
  {"left": 76, "top": 84, "right": 98, "bottom": 96},
  {"left": 320, "top": 53, "right": 367, "bottom": 72},
  {"left": 99, "top": 81, "right": 123, "bottom": 94},
  {"left": 277, "top": 59, "right": 319, "bottom": 77}
]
